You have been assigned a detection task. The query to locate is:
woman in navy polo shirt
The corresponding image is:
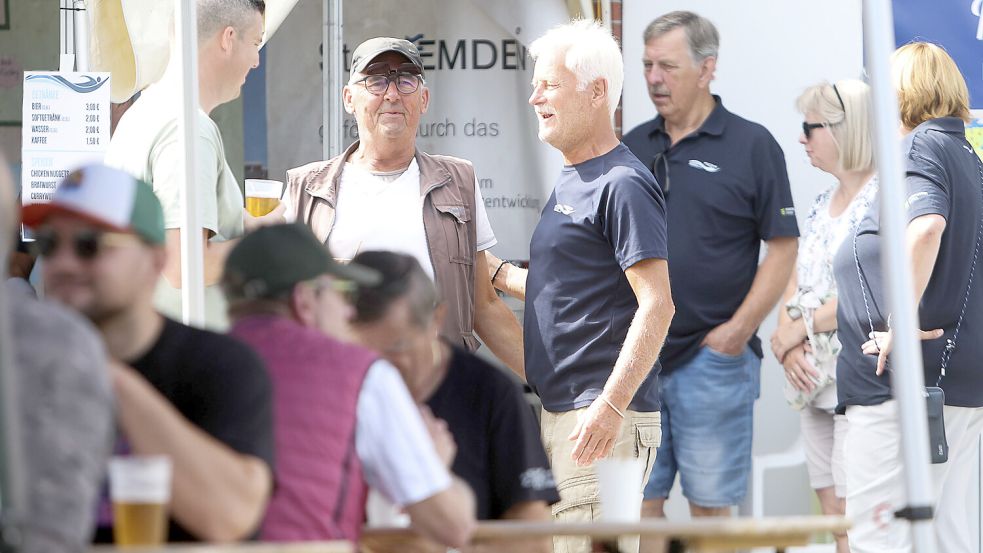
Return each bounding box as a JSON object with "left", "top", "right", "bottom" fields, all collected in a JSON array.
[
  {"left": 771, "top": 79, "right": 876, "bottom": 553},
  {"left": 832, "top": 42, "right": 983, "bottom": 552}
]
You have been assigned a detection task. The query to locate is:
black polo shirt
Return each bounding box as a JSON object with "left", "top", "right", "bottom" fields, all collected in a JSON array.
[
  {"left": 624, "top": 97, "right": 799, "bottom": 372},
  {"left": 834, "top": 117, "right": 983, "bottom": 411}
]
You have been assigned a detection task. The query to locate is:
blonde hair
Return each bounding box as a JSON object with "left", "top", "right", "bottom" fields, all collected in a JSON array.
[
  {"left": 796, "top": 79, "right": 875, "bottom": 173},
  {"left": 891, "top": 42, "right": 970, "bottom": 130},
  {"left": 529, "top": 19, "right": 624, "bottom": 118}
]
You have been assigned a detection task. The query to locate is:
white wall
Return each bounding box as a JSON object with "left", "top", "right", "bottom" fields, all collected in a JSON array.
[{"left": 622, "top": 0, "right": 864, "bottom": 521}]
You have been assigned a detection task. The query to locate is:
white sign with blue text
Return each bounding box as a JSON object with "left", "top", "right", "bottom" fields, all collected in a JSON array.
[{"left": 20, "top": 72, "right": 110, "bottom": 213}]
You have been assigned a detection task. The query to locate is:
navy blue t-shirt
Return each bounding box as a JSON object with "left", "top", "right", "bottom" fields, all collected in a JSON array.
[
  {"left": 624, "top": 97, "right": 799, "bottom": 373},
  {"left": 524, "top": 143, "right": 668, "bottom": 412},
  {"left": 833, "top": 117, "right": 983, "bottom": 411}
]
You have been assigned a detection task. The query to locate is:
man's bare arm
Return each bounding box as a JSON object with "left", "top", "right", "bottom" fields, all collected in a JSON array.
[
  {"left": 569, "top": 258, "right": 674, "bottom": 466},
  {"left": 162, "top": 229, "right": 238, "bottom": 288},
  {"left": 474, "top": 251, "right": 525, "bottom": 379},
  {"left": 111, "top": 362, "right": 272, "bottom": 542},
  {"left": 485, "top": 251, "right": 527, "bottom": 301},
  {"left": 703, "top": 237, "right": 797, "bottom": 355},
  {"left": 602, "top": 258, "right": 675, "bottom": 410}
]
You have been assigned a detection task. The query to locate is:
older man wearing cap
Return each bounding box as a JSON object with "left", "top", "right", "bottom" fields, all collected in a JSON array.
[
  {"left": 284, "top": 37, "right": 523, "bottom": 376},
  {"left": 22, "top": 164, "right": 275, "bottom": 543},
  {"left": 224, "top": 223, "right": 476, "bottom": 546}
]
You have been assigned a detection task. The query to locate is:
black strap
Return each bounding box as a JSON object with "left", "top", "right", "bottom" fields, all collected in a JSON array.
[{"left": 331, "top": 430, "right": 358, "bottom": 531}]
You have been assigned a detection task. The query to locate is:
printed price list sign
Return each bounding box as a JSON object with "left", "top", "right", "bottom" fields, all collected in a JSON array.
[{"left": 21, "top": 72, "right": 110, "bottom": 212}]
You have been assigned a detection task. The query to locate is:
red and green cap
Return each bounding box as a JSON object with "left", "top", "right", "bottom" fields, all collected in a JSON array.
[{"left": 22, "top": 164, "right": 165, "bottom": 244}]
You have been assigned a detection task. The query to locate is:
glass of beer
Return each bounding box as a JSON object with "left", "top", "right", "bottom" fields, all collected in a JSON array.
[
  {"left": 109, "top": 455, "right": 172, "bottom": 546},
  {"left": 245, "top": 179, "right": 283, "bottom": 217}
]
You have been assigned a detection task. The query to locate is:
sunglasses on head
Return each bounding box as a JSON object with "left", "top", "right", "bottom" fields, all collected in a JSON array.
[
  {"left": 354, "top": 62, "right": 424, "bottom": 95},
  {"left": 30, "top": 227, "right": 140, "bottom": 260}
]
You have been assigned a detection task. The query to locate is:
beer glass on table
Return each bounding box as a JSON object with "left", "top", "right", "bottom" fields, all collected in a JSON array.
[
  {"left": 245, "top": 179, "right": 283, "bottom": 217},
  {"left": 108, "top": 455, "right": 172, "bottom": 546}
]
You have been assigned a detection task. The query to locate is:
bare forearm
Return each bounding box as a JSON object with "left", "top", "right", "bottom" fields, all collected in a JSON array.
[
  {"left": 474, "top": 297, "right": 525, "bottom": 380},
  {"left": 486, "top": 252, "right": 527, "bottom": 300},
  {"left": 113, "top": 366, "right": 271, "bottom": 541},
  {"left": 407, "top": 477, "right": 477, "bottom": 548},
  {"left": 732, "top": 239, "right": 797, "bottom": 334},
  {"left": 907, "top": 215, "right": 945, "bottom": 307},
  {"left": 603, "top": 297, "right": 674, "bottom": 410},
  {"left": 163, "top": 230, "right": 239, "bottom": 288}
]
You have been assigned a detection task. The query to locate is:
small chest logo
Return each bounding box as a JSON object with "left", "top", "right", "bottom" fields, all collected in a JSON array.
[
  {"left": 688, "top": 159, "right": 721, "bottom": 173},
  {"left": 554, "top": 203, "right": 576, "bottom": 215}
]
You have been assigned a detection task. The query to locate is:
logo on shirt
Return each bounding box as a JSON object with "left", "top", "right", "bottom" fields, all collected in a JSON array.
[
  {"left": 520, "top": 467, "right": 556, "bottom": 491},
  {"left": 905, "top": 191, "right": 930, "bottom": 210},
  {"left": 780, "top": 207, "right": 796, "bottom": 217},
  {"left": 554, "top": 203, "right": 576, "bottom": 216},
  {"left": 688, "top": 159, "right": 721, "bottom": 173}
]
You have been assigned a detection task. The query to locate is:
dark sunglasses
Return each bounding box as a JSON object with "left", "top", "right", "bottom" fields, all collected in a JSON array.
[
  {"left": 802, "top": 121, "right": 830, "bottom": 140},
  {"left": 354, "top": 62, "right": 424, "bottom": 95},
  {"left": 30, "top": 228, "right": 138, "bottom": 260}
]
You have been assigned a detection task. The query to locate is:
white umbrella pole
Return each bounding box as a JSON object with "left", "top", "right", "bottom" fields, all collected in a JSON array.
[
  {"left": 322, "top": 0, "right": 343, "bottom": 160},
  {"left": 862, "top": 1, "right": 937, "bottom": 551},
  {"left": 175, "top": 0, "right": 205, "bottom": 326},
  {"left": 72, "top": 0, "right": 90, "bottom": 71}
]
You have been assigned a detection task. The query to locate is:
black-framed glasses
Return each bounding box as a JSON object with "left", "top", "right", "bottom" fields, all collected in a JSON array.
[
  {"left": 353, "top": 62, "right": 424, "bottom": 96},
  {"left": 30, "top": 227, "right": 139, "bottom": 260},
  {"left": 802, "top": 121, "right": 830, "bottom": 140},
  {"left": 832, "top": 83, "right": 846, "bottom": 113}
]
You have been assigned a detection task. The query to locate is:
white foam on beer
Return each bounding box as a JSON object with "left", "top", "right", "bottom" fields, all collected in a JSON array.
[{"left": 109, "top": 456, "right": 172, "bottom": 504}]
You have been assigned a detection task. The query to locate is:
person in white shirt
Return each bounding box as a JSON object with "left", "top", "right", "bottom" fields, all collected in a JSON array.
[{"left": 284, "top": 37, "right": 523, "bottom": 377}]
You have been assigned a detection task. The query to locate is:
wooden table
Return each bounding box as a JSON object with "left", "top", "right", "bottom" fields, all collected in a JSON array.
[
  {"left": 92, "top": 542, "right": 352, "bottom": 552},
  {"left": 361, "top": 515, "right": 851, "bottom": 553}
]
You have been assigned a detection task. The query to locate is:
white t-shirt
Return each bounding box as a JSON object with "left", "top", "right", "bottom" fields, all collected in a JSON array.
[
  {"left": 105, "top": 81, "right": 245, "bottom": 330},
  {"left": 356, "top": 359, "right": 452, "bottom": 506},
  {"left": 328, "top": 159, "right": 496, "bottom": 281}
]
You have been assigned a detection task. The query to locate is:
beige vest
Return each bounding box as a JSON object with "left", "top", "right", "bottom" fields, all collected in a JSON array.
[{"left": 285, "top": 142, "right": 480, "bottom": 351}]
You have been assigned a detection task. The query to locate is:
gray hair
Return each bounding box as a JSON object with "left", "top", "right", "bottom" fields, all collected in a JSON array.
[
  {"left": 197, "top": 0, "right": 265, "bottom": 43},
  {"left": 643, "top": 11, "right": 719, "bottom": 64},
  {"left": 529, "top": 19, "right": 624, "bottom": 118}
]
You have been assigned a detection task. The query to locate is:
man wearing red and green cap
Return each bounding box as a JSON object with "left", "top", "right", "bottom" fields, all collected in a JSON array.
[{"left": 22, "top": 164, "right": 275, "bottom": 543}]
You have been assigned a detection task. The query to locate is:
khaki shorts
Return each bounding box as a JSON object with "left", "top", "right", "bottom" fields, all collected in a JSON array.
[{"left": 541, "top": 407, "right": 661, "bottom": 553}]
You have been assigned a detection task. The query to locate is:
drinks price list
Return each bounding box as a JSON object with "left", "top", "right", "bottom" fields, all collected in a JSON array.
[{"left": 20, "top": 72, "right": 110, "bottom": 233}]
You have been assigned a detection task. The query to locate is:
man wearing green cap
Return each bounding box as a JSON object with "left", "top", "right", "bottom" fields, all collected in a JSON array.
[
  {"left": 284, "top": 36, "right": 524, "bottom": 377},
  {"left": 224, "top": 223, "right": 476, "bottom": 547},
  {"left": 23, "top": 164, "right": 275, "bottom": 543}
]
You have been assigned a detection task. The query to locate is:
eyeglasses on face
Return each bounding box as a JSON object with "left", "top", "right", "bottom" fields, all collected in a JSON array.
[
  {"left": 354, "top": 62, "right": 424, "bottom": 95},
  {"left": 802, "top": 121, "right": 831, "bottom": 140},
  {"left": 30, "top": 227, "right": 140, "bottom": 260}
]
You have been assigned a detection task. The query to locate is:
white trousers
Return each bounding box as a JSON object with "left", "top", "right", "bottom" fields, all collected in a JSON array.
[{"left": 844, "top": 400, "right": 983, "bottom": 553}]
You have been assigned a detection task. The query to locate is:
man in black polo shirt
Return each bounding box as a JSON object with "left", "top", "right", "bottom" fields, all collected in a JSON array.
[{"left": 623, "top": 11, "right": 798, "bottom": 521}]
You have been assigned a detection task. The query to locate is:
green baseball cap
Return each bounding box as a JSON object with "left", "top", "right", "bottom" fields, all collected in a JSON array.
[
  {"left": 223, "top": 223, "right": 381, "bottom": 299},
  {"left": 21, "top": 164, "right": 165, "bottom": 244},
  {"left": 350, "top": 37, "right": 425, "bottom": 76}
]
